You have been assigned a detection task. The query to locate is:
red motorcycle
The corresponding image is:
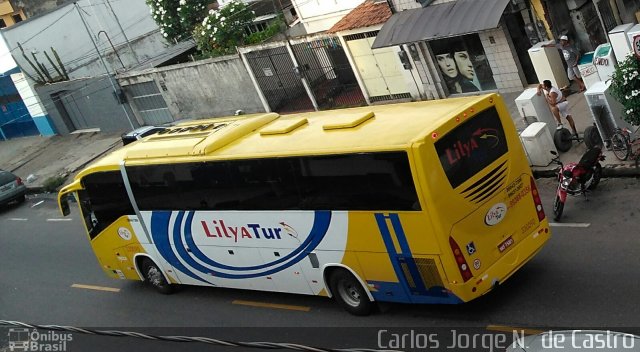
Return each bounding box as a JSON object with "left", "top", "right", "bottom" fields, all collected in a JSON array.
[{"left": 551, "top": 147, "right": 605, "bottom": 221}]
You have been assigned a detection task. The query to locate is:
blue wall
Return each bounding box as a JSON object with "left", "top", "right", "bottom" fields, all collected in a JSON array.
[{"left": 0, "top": 67, "right": 39, "bottom": 140}]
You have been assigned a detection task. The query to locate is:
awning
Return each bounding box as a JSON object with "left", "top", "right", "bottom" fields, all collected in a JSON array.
[{"left": 371, "top": 0, "right": 511, "bottom": 49}]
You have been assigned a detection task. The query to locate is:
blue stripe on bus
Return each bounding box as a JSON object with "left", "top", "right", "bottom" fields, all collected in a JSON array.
[
  {"left": 156, "top": 210, "right": 332, "bottom": 280},
  {"left": 374, "top": 213, "right": 412, "bottom": 303},
  {"left": 150, "top": 211, "right": 211, "bottom": 284},
  {"left": 388, "top": 214, "right": 429, "bottom": 295},
  {"left": 369, "top": 281, "right": 464, "bottom": 304}
]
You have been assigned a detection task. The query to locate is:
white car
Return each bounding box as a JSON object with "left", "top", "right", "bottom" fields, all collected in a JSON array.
[{"left": 121, "top": 126, "right": 166, "bottom": 145}]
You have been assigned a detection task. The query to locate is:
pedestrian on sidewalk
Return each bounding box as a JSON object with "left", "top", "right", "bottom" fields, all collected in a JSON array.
[
  {"left": 537, "top": 79, "right": 580, "bottom": 140},
  {"left": 543, "top": 35, "right": 586, "bottom": 92}
]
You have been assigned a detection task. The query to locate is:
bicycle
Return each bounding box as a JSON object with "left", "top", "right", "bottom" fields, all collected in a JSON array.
[{"left": 610, "top": 126, "right": 640, "bottom": 167}]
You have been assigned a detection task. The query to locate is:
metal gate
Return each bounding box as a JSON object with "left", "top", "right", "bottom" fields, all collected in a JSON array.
[
  {"left": 291, "top": 37, "right": 366, "bottom": 110},
  {"left": 244, "top": 46, "right": 314, "bottom": 114},
  {"left": 242, "top": 37, "right": 366, "bottom": 114},
  {"left": 126, "top": 81, "right": 174, "bottom": 126},
  {"left": 596, "top": 0, "right": 617, "bottom": 33}
]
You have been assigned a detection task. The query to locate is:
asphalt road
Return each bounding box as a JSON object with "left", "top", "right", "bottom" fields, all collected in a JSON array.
[{"left": 1, "top": 178, "right": 639, "bottom": 351}]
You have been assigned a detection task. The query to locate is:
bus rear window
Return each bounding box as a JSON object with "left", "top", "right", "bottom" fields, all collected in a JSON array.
[{"left": 435, "top": 107, "right": 508, "bottom": 189}]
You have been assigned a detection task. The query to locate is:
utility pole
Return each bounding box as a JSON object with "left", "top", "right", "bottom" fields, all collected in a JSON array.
[
  {"left": 104, "top": 0, "right": 140, "bottom": 64},
  {"left": 75, "top": 2, "right": 135, "bottom": 130}
]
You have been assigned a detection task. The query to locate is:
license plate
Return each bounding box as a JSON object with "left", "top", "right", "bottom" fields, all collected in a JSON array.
[{"left": 498, "top": 236, "right": 514, "bottom": 253}]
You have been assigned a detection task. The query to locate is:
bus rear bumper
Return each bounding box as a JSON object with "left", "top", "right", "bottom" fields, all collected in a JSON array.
[{"left": 452, "top": 224, "right": 551, "bottom": 302}]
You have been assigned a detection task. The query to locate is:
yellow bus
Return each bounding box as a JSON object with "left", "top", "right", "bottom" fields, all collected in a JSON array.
[{"left": 58, "top": 93, "right": 550, "bottom": 315}]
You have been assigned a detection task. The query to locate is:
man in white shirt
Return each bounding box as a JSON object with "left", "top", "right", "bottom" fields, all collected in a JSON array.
[
  {"left": 543, "top": 35, "right": 586, "bottom": 92},
  {"left": 537, "top": 79, "right": 579, "bottom": 139}
]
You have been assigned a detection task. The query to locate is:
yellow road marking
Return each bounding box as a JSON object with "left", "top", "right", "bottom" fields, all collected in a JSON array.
[
  {"left": 71, "top": 284, "right": 120, "bottom": 293},
  {"left": 232, "top": 300, "right": 310, "bottom": 312},
  {"left": 486, "top": 325, "right": 545, "bottom": 336}
]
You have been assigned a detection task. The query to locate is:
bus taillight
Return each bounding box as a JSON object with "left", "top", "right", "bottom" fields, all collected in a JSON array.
[
  {"left": 530, "top": 176, "right": 545, "bottom": 221},
  {"left": 449, "top": 237, "right": 472, "bottom": 282}
]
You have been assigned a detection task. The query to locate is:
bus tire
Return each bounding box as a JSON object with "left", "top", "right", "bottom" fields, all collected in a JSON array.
[
  {"left": 328, "top": 270, "right": 373, "bottom": 316},
  {"left": 141, "top": 258, "right": 174, "bottom": 294}
]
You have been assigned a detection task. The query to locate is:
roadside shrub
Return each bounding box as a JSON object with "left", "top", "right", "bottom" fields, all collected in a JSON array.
[
  {"left": 609, "top": 55, "right": 640, "bottom": 125},
  {"left": 42, "top": 175, "right": 67, "bottom": 193}
]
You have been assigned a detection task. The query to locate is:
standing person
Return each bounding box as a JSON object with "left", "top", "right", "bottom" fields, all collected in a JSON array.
[
  {"left": 544, "top": 35, "right": 586, "bottom": 92},
  {"left": 537, "top": 79, "right": 580, "bottom": 139}
]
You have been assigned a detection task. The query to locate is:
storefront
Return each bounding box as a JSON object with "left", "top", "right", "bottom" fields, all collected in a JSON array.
[{"left": 373, "top": 0, "right": 532, "bottom": 97}]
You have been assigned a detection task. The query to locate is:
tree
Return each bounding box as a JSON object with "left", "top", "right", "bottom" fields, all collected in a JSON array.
[
  {"left": 146, "top": 0, "right": 210, "bottom": 42},
  {"left": 609, "top": 55, "right": 640, "bottom": 126},
  {"left": 193, "top": 0, "right": 256, "bottom": 57}
]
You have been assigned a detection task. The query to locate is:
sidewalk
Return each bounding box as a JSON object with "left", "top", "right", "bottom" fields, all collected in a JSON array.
[
  {"left": 1, "top": 90, "right": 638, "bottom": 194},
  {"left": 0, "top": 132, "right": 122, "bottom": 193},
  {"left": 502, "top": 85, "right": 640, "bottom": 178}
]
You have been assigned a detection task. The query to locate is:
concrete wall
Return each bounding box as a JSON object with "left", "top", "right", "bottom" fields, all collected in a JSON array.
[
  {"left": 479, "top": 28, "right": 525, "bottom": 93},
  {"left": 35, "top": 75, "right": 137, "bottom": 134},
  {"left": 291, "top": 0, "right": 365, "bottom": 34},
  {"left": 2, "top": 0, "right": 167, "bottom": 81},
  {"left": 118, "top": 55, "right": 265, "bottom": 121}
]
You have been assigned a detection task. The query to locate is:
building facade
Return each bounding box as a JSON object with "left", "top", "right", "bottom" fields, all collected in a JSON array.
[
  {"left": 1, "top": 0, "right": 172, "bottom": 134},
  {"left": 291, "top": 0, "right": 366, "bottom": 34},
  {"left": 0, "top": 0, "right": 24, "bottom": 29}
]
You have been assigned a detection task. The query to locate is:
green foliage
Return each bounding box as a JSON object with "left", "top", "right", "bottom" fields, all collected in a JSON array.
[
  {"left": 609, "top": 55, "right": 640, "bottom": 125},
  {"left": 245, "top": 17, "right": 284, "bottom": 45},
  {"left": 178, "top": 0, "right": 210, "bottom": 37},
  {"left": 193, "top": 0, "right": 256, "bottom": 57},
  {"left": 42, "top": 175, "right": 67, "bottom": 193},
  {"left": 146, "top": 0, "right": 209, "bottom": 42}
]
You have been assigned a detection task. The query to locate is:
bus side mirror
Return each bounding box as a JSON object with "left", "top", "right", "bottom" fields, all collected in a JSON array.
[
  {"left": 60, "top": 197, "right": 70, "bottom": 216},
  {"left": 59, "top": 194, "right": 71, "bottom": 216}
]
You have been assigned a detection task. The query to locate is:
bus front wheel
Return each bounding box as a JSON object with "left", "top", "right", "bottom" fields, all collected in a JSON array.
[
  {"left": 329, "top": 270, "right": 373, "bottom": 316},
  {"left": 141, "top": 258, "right": 174, "bottom": 294}
]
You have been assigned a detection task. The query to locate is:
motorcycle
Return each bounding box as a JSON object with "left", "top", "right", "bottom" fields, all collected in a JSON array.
[{"left": 550, "top": 147, "right": 605, "bottom": 221}]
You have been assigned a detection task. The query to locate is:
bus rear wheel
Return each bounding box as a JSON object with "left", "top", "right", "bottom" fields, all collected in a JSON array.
[
  {"left": 329, "top": 270, "right": 373, "bottom": 316},
  {"left": 141, "top": 258, "right": 174, "bottom": 294}
]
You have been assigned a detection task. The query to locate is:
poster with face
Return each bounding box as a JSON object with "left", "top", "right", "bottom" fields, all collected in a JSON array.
[
  {"left": 430, "top": 34, "right": 496, "bottom": 95},
  {"left": 453, "top": 51, "right": 481, "bottom": 90}
]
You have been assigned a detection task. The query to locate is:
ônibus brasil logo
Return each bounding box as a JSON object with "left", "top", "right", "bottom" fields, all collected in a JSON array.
[
  {"left": 200, "top": 219, "right": 298, "bottom": 243},
  {"left": 7, "top": 329, "right": 72, "bottom": 351}
]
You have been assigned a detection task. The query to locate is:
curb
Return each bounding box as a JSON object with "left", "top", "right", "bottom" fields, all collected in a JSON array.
[{"left": 533, "top": 164, "right": 640, "bottom": 178}]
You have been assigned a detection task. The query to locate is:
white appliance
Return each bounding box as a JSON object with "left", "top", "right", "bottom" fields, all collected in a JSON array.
[
  {"left": 515, "top": 88, "right": 556, "bottom": 136},
  {"left": 608, "top": 23, "right": 635, "bottom": 62},
  {"left": 577, "top": 51, "right": 600, "bottom": 90},
  {"left": 584, "top": 81, "right": 632, "bottom": 146},
  {"left": 520, "top": 122, "right": 557, "bottom": 167},
  {"left": 593, "top": 43, "right": 617, "bottom": 82},
  {"left": 626, "top": 24, "right": 640, "bottom": 59},
  {"left": 528, "top": 40, "right": 570, "bottom": 89}
]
